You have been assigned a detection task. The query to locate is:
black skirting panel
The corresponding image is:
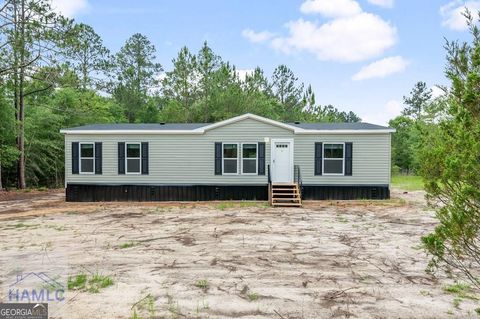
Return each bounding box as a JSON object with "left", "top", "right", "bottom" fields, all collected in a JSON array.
[
  {"left": 66, "top": 184, "right": 390, "bottom": 202},
  {"left": 66, "top": 184, "right": 268, "bottom": 202},
  {"left": 302, "top": 185, "right": 390, "bottom": 200}
]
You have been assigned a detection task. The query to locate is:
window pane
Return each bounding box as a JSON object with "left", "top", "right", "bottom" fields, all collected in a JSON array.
[
  {"left": 324, "top": 159, "right": 343, "bottom": 174},
  {"left": 223, "top": 144, "right": 237, "bottom": 159},
  {"left": 81, "top": 159, "right": 94, "bottom": 173},
  {"left": 80, "top": 144, "right": 94, "bottom": 157},
  {"left": 224, "top": 159, "right": 237, "bottom": 173},
  {"left": 324, "top": 144, "right": 343, "bottom": 159},
  {"left": 242, "top": 144, "right": 257, "bottom": 159},
  {"left": 243, "top": 159, "right": 256, "bottom": 173},
  {"left": 127, "top": 144, "right": 140, "bottom": 158},
  {"left": 127, "top": 158, "right": 140, "bottom": 173}
]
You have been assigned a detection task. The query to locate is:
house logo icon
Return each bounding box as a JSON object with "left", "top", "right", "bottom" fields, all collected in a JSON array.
[{"left": 8, "top": 272, "right": 65, "bottom": 302}]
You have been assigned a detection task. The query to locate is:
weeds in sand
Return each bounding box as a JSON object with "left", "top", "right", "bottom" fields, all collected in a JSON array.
[
  {"left": 67, "top": 273, "right": 114, "bottom": 293},
  {"left": 45, "top": 224, "right": 66, "bottom": 231},
  {"left": 217, "top": 202, "right": 267, "bottom": 210},
  {"left": 195, "top": 279, "right": 209, "bottom": 291},
  {"left": 166, "top": 293, "right": 180, "bottom": 319},
  {"left": 475, "top": 307, "right": 480, "bottom": 316},
  {"left": 419, "top": 290, "right": 433, "bottom": 297},
  {"left": 13, "top": 223, "right": 38, "bottom": 229},
  {"left": 119, "top": 241, "right": 137, "bottom": 249},
  {"left": 452, "top": 298, "right": 462, "bottom": 309},
  {"left": 247, "top": 292, "right": 259, "bottom": 301},
  {"left": 195, "top": 299, "right": 209, "bottom": 316},
  {"left": 336, "top": 216, "right": 348, "bottom": 223},
  {"left": 67, "top": 274, "right": 87, "bottom": 290},
  {"left": 66, "top": 211, "right": 79, "bottom": 215},
  {"left": 131, "top": 294, "right": 156, "bottom": 319},
  {"left": 443, "top": 282, "right": 479, "bottom": 300}
]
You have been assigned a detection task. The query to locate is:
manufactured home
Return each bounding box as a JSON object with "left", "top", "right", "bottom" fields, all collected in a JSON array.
[{"left": 61, "top": 113, "right": 395, "bottom": 206}]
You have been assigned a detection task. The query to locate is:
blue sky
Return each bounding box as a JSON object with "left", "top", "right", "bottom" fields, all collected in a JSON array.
[{"left": 52, "top": 0, "right": 474, "bottom": 124}]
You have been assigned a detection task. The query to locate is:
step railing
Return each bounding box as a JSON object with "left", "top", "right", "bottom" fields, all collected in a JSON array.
[
  {"left": 294, "top": 165, "right": 303, "bottom": 199},
  {"left": 267, "top": 164, "right": 272, "bottom": 205}
]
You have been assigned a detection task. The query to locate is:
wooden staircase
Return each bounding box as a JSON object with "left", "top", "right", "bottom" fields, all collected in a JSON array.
[{"left": 269, "top": 183, "right": 302, "bottom": 207}]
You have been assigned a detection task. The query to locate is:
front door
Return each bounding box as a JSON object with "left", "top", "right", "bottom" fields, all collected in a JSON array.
[{"left": 271, "top": 139, "right": 293, "bottom": 183}]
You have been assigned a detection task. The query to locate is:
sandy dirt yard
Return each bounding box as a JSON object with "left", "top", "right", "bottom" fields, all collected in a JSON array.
[{"left": 0, "top": 189, "right": 478, "bottom": 319}]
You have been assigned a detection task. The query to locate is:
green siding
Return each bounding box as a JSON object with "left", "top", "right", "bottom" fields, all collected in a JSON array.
[{"left": 65, "top": 118, "right": 391, "bottom": 186}]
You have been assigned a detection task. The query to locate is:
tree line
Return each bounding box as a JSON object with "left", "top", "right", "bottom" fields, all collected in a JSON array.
[{"left": 0, "top": 0, "right": 360, "bottom": 189}]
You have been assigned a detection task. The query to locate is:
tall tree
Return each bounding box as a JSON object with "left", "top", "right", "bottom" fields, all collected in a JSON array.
[
  {"left": 0, "top": 0, "right": 68, "bottom": 188},
  {"left": 162, "top": 46, "right": 197, "bottom": 122},
  {"left": 196, "top": 41, "right": 220, "bottom": 122},
  {"left": 271, "top": 65, "right": 304, "bottom": 121},
  {"left": 112, "top": 33, "right": 162, "bottom": 123},
  {"left": 62, "top": 23, "right": 111, "bottom": 90},
  {"left": 420, "top": 10, "right": 480, "bottom": 288},
  {"left": 402, "top": 81, "right": 432, "bottom": 121}
]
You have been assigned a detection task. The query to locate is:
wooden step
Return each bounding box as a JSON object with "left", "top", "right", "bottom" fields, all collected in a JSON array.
[{"left": 271, "top": 202, "right": 302, "bottom": 207}]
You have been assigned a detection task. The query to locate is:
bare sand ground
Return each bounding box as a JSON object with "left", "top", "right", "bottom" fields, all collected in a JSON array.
[{"left": 0, "top": 189, "right": 478, "bottom": 318}]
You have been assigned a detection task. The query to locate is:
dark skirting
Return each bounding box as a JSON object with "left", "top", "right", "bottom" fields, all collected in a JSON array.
[{"left": 66, "top": 184, "right": 390, "bottom": 202}]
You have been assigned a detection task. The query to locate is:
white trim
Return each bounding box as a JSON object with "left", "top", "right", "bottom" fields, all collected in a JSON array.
[
  {"left": 60, "top": 113, "right": 396, "bottom": 135},
  {"left": 241, "top": 142, "right": 258, "bottom": 175},
  {"left": 79, "top": 142, "right": 95, "bottom": 174},
  {"left": 295, "top": 129, "right": 395, "bottom": 135},
  {"left": 270, "top": 138, "right": 294, "bottom": 183},
  {"left": 322, "top": 142, "right": 345, "bottom": 176},
  {"left": 200, "top": 113, "right": 300, "bottom": 133},
  {"left": 222, "top": 142, "right": 239, "bottom": 175},
  {"left": 125, "top": 142, "right": 142, "bottom": 175}
]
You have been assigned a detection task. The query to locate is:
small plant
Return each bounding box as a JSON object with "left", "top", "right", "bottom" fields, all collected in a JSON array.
[
  {"left": 247, "top": 292, "right": 259, "bottom": 301},
  {"left": 452, "top": 298, "right": 461, "bottom": 309},
  {"left": 67, "top": 272, "right": 113, "bottom": 293},
  {"left": 67, "top": 274, "right": 87, "bottom": 290},
  {"left": 195, "top": 279, "right": 209, "bottom": 290},
  {"left": 120, "top": 241, "right": 137, "bottom": 249},
  {"left": 475, "top": 307, "right": 480, "bottom": 316},
  {"left": 443, "top": 282, "right": 478, "bottom": 300}
]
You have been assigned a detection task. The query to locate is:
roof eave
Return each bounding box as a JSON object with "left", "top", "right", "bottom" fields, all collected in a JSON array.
[
  {"left": 295, "top": 129, "right": 396, "bottom": 134},
  {"left": 59, "top": 129, "right": 205, "bottom": 135}
]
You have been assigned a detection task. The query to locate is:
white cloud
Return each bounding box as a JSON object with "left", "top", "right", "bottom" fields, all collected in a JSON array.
[
  {"left": 367, "top": 0, "right": 394, "bottom": 8},
  {"left": 51, "top": 0, "right": 89, "bottom": 17},
  {"left": 362, "top": 100, "right": 403, "bottom": 125},
  {"left": 300, "top": 0, "right": 362, "bottom": 17},
  {"left": 242, "top": 29, "right": 274, "bottom": 43},
  {"left": 440, "top": 1, "right": 480, "bottom": 31},
  {"left": 271, "top": 14, "right": 396, "bottom": 62},
  {"left": 235, "top": 69, "right": 254, "bottom": 81},
  {"left": 352, "top": 56, "right": 409, "bottom": 81}
]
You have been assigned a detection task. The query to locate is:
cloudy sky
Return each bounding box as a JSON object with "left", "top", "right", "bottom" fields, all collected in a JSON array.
[{"left": 51, "top": 0, "right": 474, "bottom": 124}]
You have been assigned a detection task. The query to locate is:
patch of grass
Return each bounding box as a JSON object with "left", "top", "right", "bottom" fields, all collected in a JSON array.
[
  {"left": 475, "top": 307, "right": 480, "bottom": 316},
  {"left": 216, "top": 201, "right": 267, "bottom": 210},
  {"left": 452, "top": 297, "right": 462, "bottom": 309},
  {"left": 67, "top": 273, "right": 87, "bottom": 290},
  {"left": 217, "top": 202, "right": 235, "bottom": 210},
  {"left": 13, "top": 222, "right": 38, "bottom": 229},
  {"left": 37, "top": 187, "right": 48, "bottom": 192},
  {"left": 336, "top": 216, "right": 348, "bottom": 223},
  {"left": 391, "top": 175, "right": 424, "bottom": 191},
  {"left": 131, "top": 294, "right": 156, "bottom": 319},
  {"left": 443, "top": 282, "right": 479, "bottom": 300},
  {"left": 68, "top": 273, "right": 113, "bottom": 293},
  {"left": 194, "top": 279, "right": 209, "bottom": 290},
  {"left": 119, "top": 241, "right": 137, "bottom": 249},
  {"left": 247, "top": 292, "right": 259, "bottom": 301}
]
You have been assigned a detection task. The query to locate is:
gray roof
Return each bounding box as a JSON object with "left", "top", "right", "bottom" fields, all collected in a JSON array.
[
  {"left": 288, "top": 122, "right": 391, "bottom": 130},
  {"left": 64, "top": 123, "right": 209, "bottom": 131},
  {"left": 63, "top": 121, "right": 391, "bottom": 131}
]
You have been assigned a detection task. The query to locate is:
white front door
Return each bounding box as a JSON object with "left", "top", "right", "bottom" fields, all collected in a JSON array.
[{"left": 271, "top": 139, "right": 293, "bottom": 183}]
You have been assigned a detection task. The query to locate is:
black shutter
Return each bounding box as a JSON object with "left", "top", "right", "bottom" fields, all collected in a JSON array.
[
  {"left": 72, "top": 142, "right": 79, "bottom": 174},
  {"left": 258, "top": 142, "right": 266, "bottom": 175},
  {"left": 345, "top": 142, "right": 353, "bottom": 176},
  {"left": 141, "top": 142, "right": 149, "bottom": 175},
  {"left": 314, "top": 142, "right": 323, "bottom": 175},
  {"left": 118, "top": 142, "right": 125, "bottom": 174},
  {"left": 214, "top": 142, "right": 222, "bottom": 175},
  {"left": 95, "top": 142, "right": 102, "bottom": 175}
]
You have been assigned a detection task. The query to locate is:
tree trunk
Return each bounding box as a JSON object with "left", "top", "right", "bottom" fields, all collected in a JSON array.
[
  {"left": 0, "top": 161, "right": 3, "bottom": 191},
  {"left": 16, "top": 0, "right": 26, "bottom": 189}
]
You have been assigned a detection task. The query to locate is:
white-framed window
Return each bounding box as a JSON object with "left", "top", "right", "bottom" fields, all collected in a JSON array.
[
  {"left": 222, "top": 143, "right": 238, "bottom": 175},
  {"left": 323, "top": 143, "right": 344, "bottom": 175},
  {"left": 126, "top": 143, "right": 141, "bottom": 174},
  {"left": 241, "top": 143, "right": 257, "bottom": 174},
  {"left": 80, "top": 142, "right": 94, "bottom": 174}
]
